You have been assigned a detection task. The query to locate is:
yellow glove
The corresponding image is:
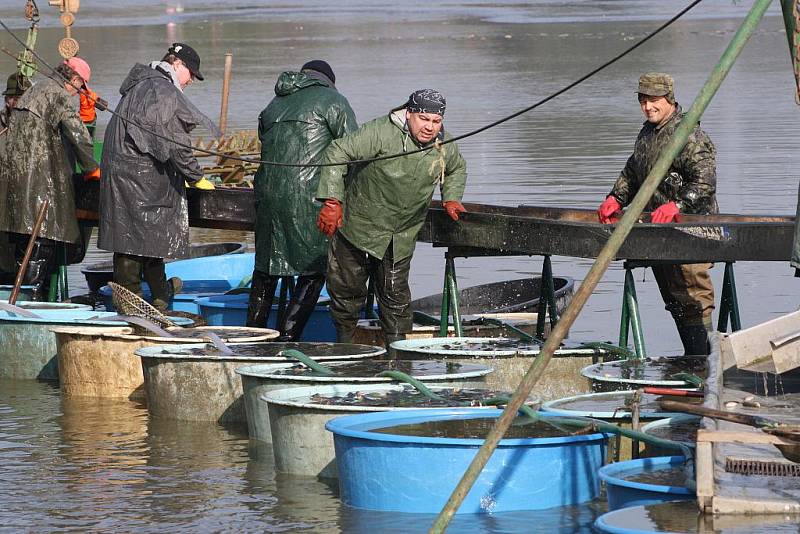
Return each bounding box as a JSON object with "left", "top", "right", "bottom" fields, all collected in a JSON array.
[{"left": 188, "top": 177, "right": 216, "bottom": 190}]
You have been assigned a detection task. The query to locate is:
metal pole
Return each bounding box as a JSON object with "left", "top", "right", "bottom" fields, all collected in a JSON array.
[
  {"left": 725, "top": 262, "right": 742, "bottom": 331},
  {"left": 218, "top": 53, "right": 233, "bottom": 135},
  {"left": 543, "top": 255, "right": 559, "bottom": 330},
  {"left": 439, "top": 254, "right": 451, "bottom": 337},
  {"left": 429, "top": 2, "right": 772, "bottom": 529}
]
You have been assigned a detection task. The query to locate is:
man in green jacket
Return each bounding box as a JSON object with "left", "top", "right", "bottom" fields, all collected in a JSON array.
[
  {"left": 316, "top": 89, "right": 467, "bottom": 349},
  {"left": 247, "top": 60, "right": 357, "bottom": 340},
  {"left": 597, "top": 73, "right": 717, "bottom": 355}
]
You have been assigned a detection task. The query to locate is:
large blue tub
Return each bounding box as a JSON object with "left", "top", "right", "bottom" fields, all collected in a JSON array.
[
  {"left": 99, "top": 253, "right": 257, "bottom": 313},
  {"left": 325, "top": 408, "right": 608, "bottom": 514},
  {"left": 195, "top": 293, "right": 337, "bottom": 342},
  {"left": 599, "top": 456, "right": 695, "bottom": 511},
  {"left": 0, "top": 285, "right": 36, "bottom": 301}
]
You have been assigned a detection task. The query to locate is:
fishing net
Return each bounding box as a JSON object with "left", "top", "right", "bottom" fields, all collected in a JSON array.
[{"left": 108, "top": 281, "right": 176, "bottom": 329}]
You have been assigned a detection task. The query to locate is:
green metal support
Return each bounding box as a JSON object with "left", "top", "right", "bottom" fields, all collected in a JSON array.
[
  {"left": 717, "top": 261, "right": 742, "bottom": 332},
  {"left": 445, "top": 254, "right": 464, "bottom": 337},
  {"left": 535, "top": 255, "right": 558, "bottom": 339},
  {"left": 618, "top": 265, "right": 646, "bottom": 359},
  {"left": 431, "top": 2, "right": 772, "bottom": 528},
  {"left": 438, "top": 252, "right": 464, "bottom": 337}
]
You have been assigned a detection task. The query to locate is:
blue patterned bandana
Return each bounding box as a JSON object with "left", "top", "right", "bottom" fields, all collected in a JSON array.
[{"left": 406, "top": 89, "right": 446, "bottom": 116}]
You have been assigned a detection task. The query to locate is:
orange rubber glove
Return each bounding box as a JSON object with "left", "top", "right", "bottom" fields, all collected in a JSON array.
[
  {"left": 317, "top": 199, "right": 343, "bottom": 237},
  {"left": 597, "top": 196, "right": 622, "bottom": 224},
  {"left": 79, "top": 89, "right": 98, "bottom": 124},
  {"left": 651, "top": 201, "right": 680, "bottom": 223},
  {"left": 83, "top": 167, "right": 101, "bottom": 181},
  {"left": 443, "top": 200, "right": 466, "bottom": 221}
]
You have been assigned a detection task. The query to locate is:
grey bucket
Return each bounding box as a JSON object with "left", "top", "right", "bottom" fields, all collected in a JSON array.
[
  {"left": 136, "top": 342, "right": 386, "bottom": 425},
  {"left": 390, "top": 336, "right": 605, "bottom": 401},
  {"left": 236, "top": 359, "right": 493, "bottom": 443}
]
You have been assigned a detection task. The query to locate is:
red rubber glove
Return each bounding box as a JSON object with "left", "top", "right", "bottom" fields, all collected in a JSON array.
[
  {"left": 317, "top": 199, "right": 343, "bottom": 237},
  {"left": 82, "top": 167, "right": 101, "bottom": 181},
  {"left": 443, "top": 200, "right": 466, "bottom": 221},
  {"left": 597, "top": 196, "right": 622, "bottom": 223},
  {"left": 651, "top": 201, "right": 680, "bottom": 223}
]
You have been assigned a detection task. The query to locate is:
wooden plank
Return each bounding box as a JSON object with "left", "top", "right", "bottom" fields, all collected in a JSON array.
[
  {"left": 697, "top": 429, "right": 796, "bottom": 446},
  {"left": 712, "top": 496, "right": 800, "bottom": 515},
  {"left": 696, "top": 441, "right": 715, "bottom": 513}
]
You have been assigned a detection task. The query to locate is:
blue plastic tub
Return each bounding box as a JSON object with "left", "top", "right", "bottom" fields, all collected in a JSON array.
[
  {"left": 325, "top": 408, "right": 608, "bottom": 514},
  {"left": 594, "top": 501, "right": 701, "bottom": 533},
  {"left": 599, "top": 456, "right": 695, "bottom": 511},
  {"left": 0, "top": 285, "right": 36, "bottom": 301},
  {"left": 195, "top": 293, "right": 336, "bottom": 342}
]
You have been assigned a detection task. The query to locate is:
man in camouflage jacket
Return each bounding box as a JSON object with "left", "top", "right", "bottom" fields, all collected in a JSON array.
[{"left": 597, "top": 73, "right": 717, "bottom": 355}]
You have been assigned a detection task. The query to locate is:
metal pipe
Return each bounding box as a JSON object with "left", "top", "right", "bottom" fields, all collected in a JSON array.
[
  {"left": 218, "top": 53, "right": 233, "bottom": 135},
  {"left": 9, "top": 199, "right": 48, "bottom": 305},
  {"left": 624, "top": 269, "right": 647, "bottom": 359},
  {"left": 439, "top": 255, "right": 451, "bottom": 336},
  {"left": 429, "top": 2, "right": 772, "bottom": 529},
  {"left": 446, "top": 256, "right": 463, "bottom": 337}
]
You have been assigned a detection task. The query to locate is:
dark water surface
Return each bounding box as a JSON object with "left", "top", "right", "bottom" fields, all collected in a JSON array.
[{"left": 2, "top": 1, "right": 800, "bottom": 531}]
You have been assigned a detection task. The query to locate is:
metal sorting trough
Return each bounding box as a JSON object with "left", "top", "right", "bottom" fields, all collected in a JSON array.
[
  {"left": 54, "top": 326, "right": 278, "bottom": 400},
  {"left": 390, "top": 337, "right": 604, "bottom": 401},
  {"left": 136, "top": 342, "right": 385, "bottom": 424},
  {"left": 598, "top": 456, "right": 695, "bottom": 512},
  {"left": 581, "top": 355, "right": 707, "bottom": 392},
  {"left": 235, "top": 359, "right": 493, "bottom": 443},
  {"left": 0, "top": 309, "right": 190, "bottom": 381},
  {"left": 262, "top": 383, "right": 537, "bottom": 480},
  {"left": 326, "top": 408, "right": 608, "bottom": 513}
]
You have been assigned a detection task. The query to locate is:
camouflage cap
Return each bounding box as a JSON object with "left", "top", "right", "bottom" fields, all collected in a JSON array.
[
  {"left": 636, "top": 72, "right": 674, "bottom": 97},
  {"left": 3, "top": 73, "right": 31, "bottom": 97}
]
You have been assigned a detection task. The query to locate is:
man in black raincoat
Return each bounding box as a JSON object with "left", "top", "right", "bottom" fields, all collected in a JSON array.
[
  {"left": 247, "top": 60, "right": 357, "bottom": 340},
  {"left": 99, "top": 43, "right": 220, "bottom": 310},
  {"left": 1, "top": 63, "right": 98, "bottom": 300}
]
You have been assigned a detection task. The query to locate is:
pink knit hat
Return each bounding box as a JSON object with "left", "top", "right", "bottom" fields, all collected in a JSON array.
[{"left": 64, "top": 57, "right": 91, "bottom": 87}]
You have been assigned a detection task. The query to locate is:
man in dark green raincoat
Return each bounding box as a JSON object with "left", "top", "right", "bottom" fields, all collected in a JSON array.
[
  {"left": 1, "top": 62, "right": 98, "bottom": 300},
  {"left": 598, "top": 73, "right": 717, "bottom": 355},
  {"left": 316, "top": 89, "right": 467, "bottom": 349},
  {"left": 247, "top": 60, "right": 357, "bottom": 340}
]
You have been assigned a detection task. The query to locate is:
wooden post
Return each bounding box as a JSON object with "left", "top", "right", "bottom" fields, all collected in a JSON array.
[{"left": 218, "top": 53, "right": 233, "bottom": 135}]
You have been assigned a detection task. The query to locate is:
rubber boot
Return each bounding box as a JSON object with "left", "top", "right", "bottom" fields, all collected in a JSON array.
[
  {"left": 247, "top": 270, "right": 279, "bottom": 328},
  {"left": 14, "top": 237, "right": 58, "bottom": 302},
  {"left": 277, "top": 275, "right": 325, "bottom": 342},
  {"left": 113, "top": 253, "right": 144, "bottom": 298},
  {"left": 384, "top": 332, "right": 406, "bottom": 359},
  {"left": 676, "top": 323, "right": 710, "bottom": 356},
  {"left": 142, "top": 258, "right": 173, "bottom": 311}
]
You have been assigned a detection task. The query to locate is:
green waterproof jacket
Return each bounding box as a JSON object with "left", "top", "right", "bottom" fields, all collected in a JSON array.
[
  {"left": 0, "top": 78, "right": 97, "bottom": 244},
  {"left": 254, "top": 71, "right": 356, "bottom": 276},
  {"left": 316, "top": 109, "right": 467, "bottom": 262},
  {"left": 609, "top": 104, "right": 718, "bottom": 215}
]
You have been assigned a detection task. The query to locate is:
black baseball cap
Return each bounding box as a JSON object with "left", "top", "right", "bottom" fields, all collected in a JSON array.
[{"left": 168, "top": 43, "right": 204, "bottom": 81}]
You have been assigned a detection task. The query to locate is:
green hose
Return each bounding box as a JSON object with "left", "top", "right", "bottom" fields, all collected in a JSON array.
[
  {"left": 671, "top": 372, "right": 704, "bottom": 388},
  {"left": 279, "top": 349, "right": 336, "bottom": 376},
  {"left": 579, "top": 341, "right": 636, "bottom": 359},
  {"left": 377, "top": 370, "right": 448, "bottom": 401}
]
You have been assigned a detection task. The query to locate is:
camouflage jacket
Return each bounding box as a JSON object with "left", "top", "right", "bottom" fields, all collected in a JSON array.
[
  {"left": 0, "top": 78, "right": 97, "bottom": 243},
  {"left": 609, "top": 104, "right": 718, "bottom": 215}
]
